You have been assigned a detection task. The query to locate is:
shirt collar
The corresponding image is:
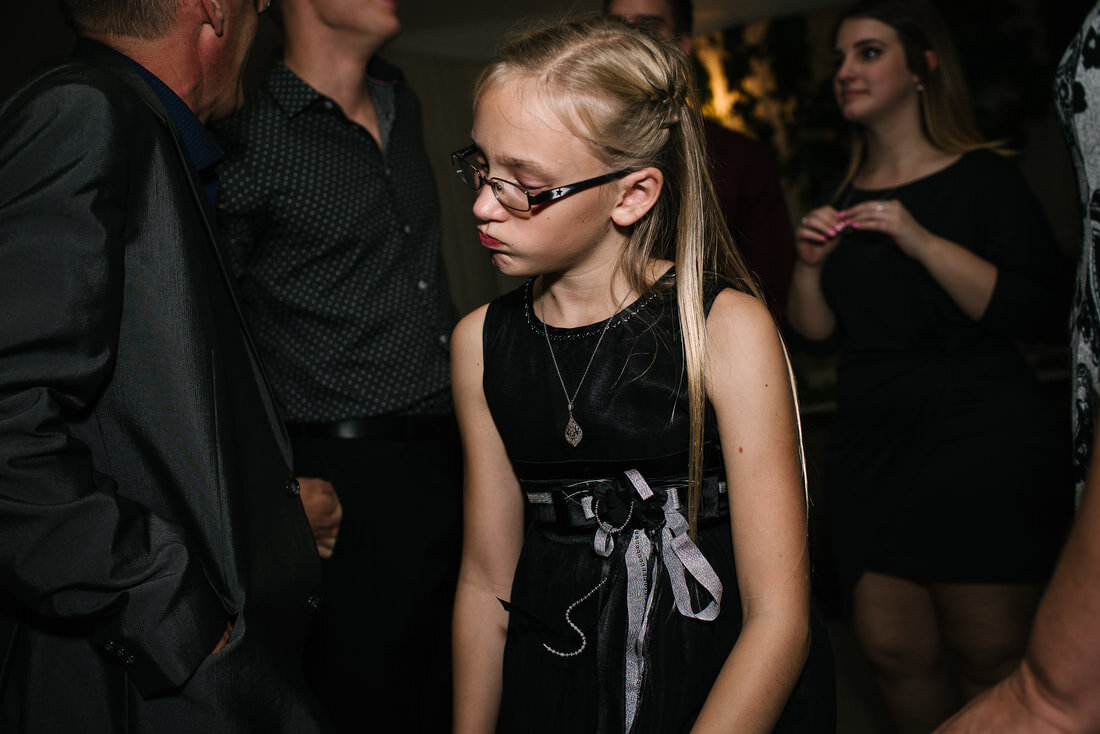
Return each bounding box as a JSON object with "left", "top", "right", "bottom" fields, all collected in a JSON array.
[
  {"left": 121, "top": 54, "right": 224, "bottom": 174},
  {"left": 264, "top": 55, "right": 404, "bottom": 118}
]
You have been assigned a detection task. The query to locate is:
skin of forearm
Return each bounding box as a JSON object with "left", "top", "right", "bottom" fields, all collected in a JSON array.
[
  {"left": 1019, "top": 481, "right": 1100, "bottom": 730},
  {"left": 912, "top": 234, "right": 997, "bottom": 321},
  {"left": 786, "top": 261, "right": 837, "bottom": 340},
  {"left": 452, "top": 581, "right": 509, "bottom": 734},
  {"left": 691, "top": 600, "right": 811, "bottom": 733}
]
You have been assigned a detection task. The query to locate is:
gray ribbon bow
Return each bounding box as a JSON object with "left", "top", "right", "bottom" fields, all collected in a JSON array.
[{"left": 604, "top": 470, "right": 724, "bottom": 732}]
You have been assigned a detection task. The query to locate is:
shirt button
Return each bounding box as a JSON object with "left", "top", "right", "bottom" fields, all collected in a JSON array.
[
  {"left": 439, "top": 334, "right": 448, "bottom": 346},
  {"left": 417, "top": 280, "right": 428, "bottom": 291},
  {"left": 286, "top": 477, "right": 301, "bottom": 496}
]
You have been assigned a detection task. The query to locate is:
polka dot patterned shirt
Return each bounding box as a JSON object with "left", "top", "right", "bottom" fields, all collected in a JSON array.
[{"left": 213, "top": 58, "right": 454, "bottom": 423}]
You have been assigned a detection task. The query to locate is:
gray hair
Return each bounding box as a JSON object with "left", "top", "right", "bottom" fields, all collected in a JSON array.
[{"left": 59, "top": 0, "right": 179, "bottom": 40}]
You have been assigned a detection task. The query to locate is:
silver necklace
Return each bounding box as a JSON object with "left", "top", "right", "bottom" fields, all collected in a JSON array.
[{"left": 540, "top": 286, "right": 632, "bottom": 447}]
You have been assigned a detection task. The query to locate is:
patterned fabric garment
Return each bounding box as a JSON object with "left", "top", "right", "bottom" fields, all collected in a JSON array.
[
  {"left": 1056, "top": 1, "right": 1100, "bottom": 503},
  {"left": 212, "top": 57, "right": 455, "bottom": 422}
]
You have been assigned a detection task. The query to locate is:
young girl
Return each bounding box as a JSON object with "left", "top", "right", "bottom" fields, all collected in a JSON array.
[
  {"left": 450, "top": 15, "right": 834, "bottom": 734},
  {"left": 788, "top": 1, "right": 1071, "bottom": 732}
]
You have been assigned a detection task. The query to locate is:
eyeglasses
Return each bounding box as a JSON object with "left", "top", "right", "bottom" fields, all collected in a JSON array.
[
  {"left": 451, "top": 145, "right": 634, "bottom": 212},
  {"left": 256, "top": 0, "right": 272, "bottom": 14}
]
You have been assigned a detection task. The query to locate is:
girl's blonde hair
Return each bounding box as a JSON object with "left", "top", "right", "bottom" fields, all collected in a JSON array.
[
  {"left": 474, "top": 14, "right": 764, "bottom": 531},
  {"left": 833, "top": 0, "right": 1004, "bottom": 193}
]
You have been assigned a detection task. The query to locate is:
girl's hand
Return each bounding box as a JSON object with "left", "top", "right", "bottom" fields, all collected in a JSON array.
[
  {"left": 839, "top": 199, "right": 933, "bottom": 261},
  {"left": 795, "top": 206, "right": 845, "bottom": 267}
]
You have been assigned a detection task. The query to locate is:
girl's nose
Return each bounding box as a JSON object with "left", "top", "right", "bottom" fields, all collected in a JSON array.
[{"left": 472, "top": 180, "right": 507, "bottom": 221}]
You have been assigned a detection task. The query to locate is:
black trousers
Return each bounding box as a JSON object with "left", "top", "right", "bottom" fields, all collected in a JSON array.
[{"left": 292, "top": 426, "right": 462, "bottom": 734}]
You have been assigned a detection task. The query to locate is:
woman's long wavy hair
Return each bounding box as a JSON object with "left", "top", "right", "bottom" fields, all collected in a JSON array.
[
  {"left": 833, "top": 0, "right": 1004, "bottom": 193},
  {"left": 473, "top": 14, "right": 767, "bottom": 533}
]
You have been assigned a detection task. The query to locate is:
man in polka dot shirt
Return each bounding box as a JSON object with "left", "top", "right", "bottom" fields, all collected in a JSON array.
[{"left": 213, "top": 0, "right": 461, "bottom": 731}]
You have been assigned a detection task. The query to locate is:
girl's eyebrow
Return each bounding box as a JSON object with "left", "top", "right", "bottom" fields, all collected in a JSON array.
[
  {"left": 498, "top": 156, "right": 549, "bottom": 176},
  {"left": 473, "top": 145, "right": 551, "bottom": 178}
]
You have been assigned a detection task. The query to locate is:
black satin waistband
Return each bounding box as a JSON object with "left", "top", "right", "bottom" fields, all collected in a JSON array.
[
  {"left": 511, "top": 443, "right": 724, "bottom": 483},
  {"left": 287, "top": 414, "right": 456, "bottom": 442},
  {"left": 521, "top": 473, "right": 728, "bottom": 533}
]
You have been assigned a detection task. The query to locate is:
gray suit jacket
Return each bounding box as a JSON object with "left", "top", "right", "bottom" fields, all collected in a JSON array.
[{"left": 0, "top": 41, "right": 327, "bottom": 732}]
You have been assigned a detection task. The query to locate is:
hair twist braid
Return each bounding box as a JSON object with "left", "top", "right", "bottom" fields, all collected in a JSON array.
[{"left": 646, "top": 82, "right": 689, "bottom": 128}]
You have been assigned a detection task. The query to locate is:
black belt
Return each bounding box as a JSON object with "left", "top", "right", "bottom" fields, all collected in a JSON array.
[
  {"left": 287, "top": 414, "right": 456, "bottom": 442},
  {"left": 521, "top": 473, "right": 728, "bottom": 532}
]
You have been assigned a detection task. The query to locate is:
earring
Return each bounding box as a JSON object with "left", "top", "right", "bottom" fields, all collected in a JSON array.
[{"left": 915, "top": 82, "right": 925, "bottom": 92}]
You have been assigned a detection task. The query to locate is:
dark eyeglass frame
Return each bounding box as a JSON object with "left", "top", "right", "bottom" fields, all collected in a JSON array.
[{"left": 451, "top": 144, "right": 635, "bottom": 212}]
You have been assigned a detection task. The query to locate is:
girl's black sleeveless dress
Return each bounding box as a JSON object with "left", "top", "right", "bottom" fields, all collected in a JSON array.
[{"left": 482, "top": 274, "right": 836, "bottom": 733}]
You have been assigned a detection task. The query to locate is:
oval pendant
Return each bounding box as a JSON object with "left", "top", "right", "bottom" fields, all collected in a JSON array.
[{"left": 564, "top": 414, "right": 583, "bottom": 447}]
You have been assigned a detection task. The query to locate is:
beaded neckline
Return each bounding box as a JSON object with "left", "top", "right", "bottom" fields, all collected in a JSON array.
[{"left": 522, "top": 276, "right": 666, "bottom": 341}]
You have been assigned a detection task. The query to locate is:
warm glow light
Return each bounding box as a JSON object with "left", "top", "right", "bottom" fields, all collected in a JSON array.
[
  {"left": 695, "top": 33, "right": 748, "bottom": 133},
  {"left": 693, "top": 26, "right": 792, "bottom": 158}
]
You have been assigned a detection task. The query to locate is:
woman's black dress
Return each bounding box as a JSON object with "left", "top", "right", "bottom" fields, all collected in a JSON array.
[
  {"left": 807, "top": 151, "right": 1073, "bottom": 604},
  {"left": 482, "top": 275, "right": 835, "bottom": 733}
]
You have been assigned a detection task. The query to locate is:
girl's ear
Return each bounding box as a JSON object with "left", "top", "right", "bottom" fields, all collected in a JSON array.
[{"left": 611, "top": 167, "right": 664, "bottom": 227}]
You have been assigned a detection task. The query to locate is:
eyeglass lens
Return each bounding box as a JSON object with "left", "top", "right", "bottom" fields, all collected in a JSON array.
[{"left": 454, "top": 154, "right": 529, "bottom": 211}]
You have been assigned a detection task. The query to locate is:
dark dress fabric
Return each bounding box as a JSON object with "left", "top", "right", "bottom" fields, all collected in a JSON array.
[
  {"left": 482, "top": 276, "right": 835, "bottom": 733},
  {"left": 805, "top": 150, "right": 1073, "bottom": 602}
]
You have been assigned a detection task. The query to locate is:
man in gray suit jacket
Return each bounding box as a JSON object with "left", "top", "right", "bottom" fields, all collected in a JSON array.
[{"left": 0, "top": 0, "right": 329, "bottom": 731}]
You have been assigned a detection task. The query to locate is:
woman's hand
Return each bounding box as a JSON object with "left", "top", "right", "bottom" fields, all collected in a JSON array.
[
  {"left": 789, "top": 206, "right": 843, "bottom": 340},
  {"left": 795, "top": 205, "right": 845, "bottom": 267},
  {"left": 839, "top": 199, "right": 933, "bottom": 260}
]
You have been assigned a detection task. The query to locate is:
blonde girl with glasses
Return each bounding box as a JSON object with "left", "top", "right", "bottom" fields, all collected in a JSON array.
[{"left": 450, "top": 14, "right": 834, "bottom": 734}]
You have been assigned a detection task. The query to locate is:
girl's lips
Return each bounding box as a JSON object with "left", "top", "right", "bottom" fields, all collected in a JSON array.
[{"left": 478, "top": 231, "right": 504, "bottom": 249}]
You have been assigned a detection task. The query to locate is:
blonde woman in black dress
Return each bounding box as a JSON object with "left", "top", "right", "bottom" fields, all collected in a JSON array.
[{"left": 788, "top": 1, "right": 1072, "bottom": 732}]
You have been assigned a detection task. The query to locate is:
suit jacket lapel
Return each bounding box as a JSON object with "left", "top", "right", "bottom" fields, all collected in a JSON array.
[{"left": 74, "top": 41, "right": 294, "bottom": 465}]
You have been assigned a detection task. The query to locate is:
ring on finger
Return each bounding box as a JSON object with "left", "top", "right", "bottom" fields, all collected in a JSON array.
[
  {"left": 800, "top": 217, "right": 808, "bottom": 224},
  {"left": 874, "top": 201, "right": 886, "bottom": 212}
]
